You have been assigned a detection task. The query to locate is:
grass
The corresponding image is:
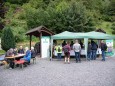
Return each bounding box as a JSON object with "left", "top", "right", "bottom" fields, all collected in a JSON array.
[{"left": 0, "top": 50, "right": 6, "bottom": 55}]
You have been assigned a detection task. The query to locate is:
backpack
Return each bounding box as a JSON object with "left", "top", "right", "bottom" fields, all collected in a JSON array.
[
  {"left": 58, "top": 47, "right": 61, "bottom": 52},
  {"left": 64, "top": 46, "right": 69, "bottom": 53}
]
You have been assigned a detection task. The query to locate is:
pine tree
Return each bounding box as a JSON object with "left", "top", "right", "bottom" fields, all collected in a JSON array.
[{"left": 1, "top": 27, "right": 16, "bottom": 51}]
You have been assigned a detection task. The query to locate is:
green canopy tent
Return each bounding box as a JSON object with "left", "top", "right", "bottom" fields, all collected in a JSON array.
[{"left": 50, "top": 31, "right": 115, "bottom": 60}]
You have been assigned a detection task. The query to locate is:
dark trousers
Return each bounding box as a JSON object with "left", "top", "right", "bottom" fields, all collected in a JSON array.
[
  {"left": 102, "top": 50, "right": 105, "bottom": 61},
  {"left": 57, "top": 53, "right": 62, "bottom": 60},
  {"left": 87, "top": 51, "right": 92, "bottom": 60},
  {"left": 91, "top": 50, "right": 97, "bottom": 60},
  {"left": 75, "top": 52, "right": 81, "bottom": 62},
  {"left": 9, "top": 59, "right": 14, "bottom": 68}
]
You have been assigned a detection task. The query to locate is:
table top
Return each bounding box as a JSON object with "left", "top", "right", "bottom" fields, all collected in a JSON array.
[{"left": 5, "top": 54, "right": 25, "bottom": 59}]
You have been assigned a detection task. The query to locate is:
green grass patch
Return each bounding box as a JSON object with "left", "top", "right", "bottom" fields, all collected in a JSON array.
[{"left": 0, "top": 50, "right": 6, "bottom": 55}]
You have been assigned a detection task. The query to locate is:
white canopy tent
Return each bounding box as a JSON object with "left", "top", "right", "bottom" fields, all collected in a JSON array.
[{"left": 50, "top": 31, "right": 115, "bottom": 60}]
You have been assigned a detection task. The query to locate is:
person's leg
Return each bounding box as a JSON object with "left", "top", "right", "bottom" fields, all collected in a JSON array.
[
  {"left": 68, "top": 54, "right": 70, "bottom": 63},
  {"left": 9, "top": 59, "right": 14, "bottom": 69},
  {"left": 87, "top": 52, "right": 89, "bottom": 60},
  {"left": 65, "top": 53, "right": 67, "bottom": 63},
  {"left": 89, "top": 51, "right": 92, "bottom": 60},
  {"left": 57, "top": 53, "right": 59, "bottom": 59},
  {"left": 75, "top": 52, "right": 78, "bottom": 62},
  {"left": 59, "top": 53, "right": 61, "bottom": 60},
  {"left": 92, "top": 50, "right": 95, "bottom": 60},
  {"left": 78, "top": 52, "right": 81, "bottom": 62},
  {"left": 94, "top": 50, "right": 97, "bottom": 60},
  {"left": 91, "top": 50, "right": 93, "bottom": 60},
  {"left": 102, "top": 50, "right": 105, "bottom": 61}
]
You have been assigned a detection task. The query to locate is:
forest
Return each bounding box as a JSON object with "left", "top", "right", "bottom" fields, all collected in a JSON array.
[{"left": 0, "top": 0, "right": 115, "bottom": 43}]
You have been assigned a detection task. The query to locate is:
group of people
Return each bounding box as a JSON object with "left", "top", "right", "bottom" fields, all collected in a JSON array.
[
  {"left": 55, "top": 40, "right": 107, "bottom": 64},
  {"left": 5, "top": 46, "right": 36, "bottom": 69}
]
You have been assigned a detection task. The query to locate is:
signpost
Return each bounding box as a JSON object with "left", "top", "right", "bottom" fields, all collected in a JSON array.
[{"left": 41, "top": 36, "right": 50, "bottom": 58}]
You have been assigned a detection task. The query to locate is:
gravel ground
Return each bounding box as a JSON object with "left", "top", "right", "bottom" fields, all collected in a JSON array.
[{"left": 0, "top": 57, "right": 115, "bottom": 86}]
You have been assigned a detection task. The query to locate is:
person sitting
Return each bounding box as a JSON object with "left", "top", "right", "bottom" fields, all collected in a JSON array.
[
  {"left": 13, "top": 48, "right": 18, "bottom": 55},
  {"left": 21, "top": 47, "right": 31, "bottom": 65},
  {"left": 5, "top": 48, "right": 15, "bottom": 69},
  {"left": 31, "top": 47, "right": 36, "bottom": 58},
  {"left": 18, "top": 46, "right": 24, "bottom": 54}
]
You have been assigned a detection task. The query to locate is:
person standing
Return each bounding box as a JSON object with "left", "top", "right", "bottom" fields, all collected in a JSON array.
[
  {"left": 100, "top": 40, "right": 107, "bottom": 61},
  {"left": 55, "top": 44, "right": 62, "bottom": 60},
  {"left": 91, "top": 41, "right": 98, "bottom": 60},
  {"left": 63, "top": 42, "right": 71, "bottom": 64},
  {"left": 73, "top": 40, "right": 81, "bottom": 63},
  {"left": 87, "top": 42, "right": 92, "bottom": 61}
]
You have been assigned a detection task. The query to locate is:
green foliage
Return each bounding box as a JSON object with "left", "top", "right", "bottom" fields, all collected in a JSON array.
[
  {"left": 1, "top": 0, "right": 114, "bottom": 43},
  {"left": 1, "top": 27, "right": 16, "bottom": 51},
  {"left": 111, "top": 22, "right": 115, "bottom": 34}
]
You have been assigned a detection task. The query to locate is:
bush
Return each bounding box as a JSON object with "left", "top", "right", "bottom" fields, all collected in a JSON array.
[{"left": 1, "top": 27, "right": 16, "bottom": 51}]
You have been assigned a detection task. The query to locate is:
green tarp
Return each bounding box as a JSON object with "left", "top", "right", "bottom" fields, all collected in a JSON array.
[
  {"left": 50, "top": 31, "right": 115, "bottom": 60},
  {"left": 51, "top": 31, "right": 115, "bottom": 39}
]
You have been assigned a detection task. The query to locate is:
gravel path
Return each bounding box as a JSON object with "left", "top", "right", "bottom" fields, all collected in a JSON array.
[{"left": 0, "top": 57, "right": 115, "bottom": 86}]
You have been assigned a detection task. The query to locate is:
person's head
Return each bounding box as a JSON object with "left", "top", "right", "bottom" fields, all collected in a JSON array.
[
  {"left": 75, "top": 40, "right": 78, "bottom": 43},
  {"left": 66, "top": 41, "right": 70, "bottom": 45},
  {"left": 14, "top": 48, "right": 17, "bottom": 51},
  {"left": 20, "top": 46, "right": 23, "bottom": 49},
  {"left": 31, "top": 47, "right": 34, "bottom": 50},
  {"left": 9, "top": 48, "right": 13, "bottom": 53},
  {"left": 101, "top": 40, "right": 104, "bottom": 43},
  {"left": 25, "top": 47, "right": 29, "bottom": 52}
]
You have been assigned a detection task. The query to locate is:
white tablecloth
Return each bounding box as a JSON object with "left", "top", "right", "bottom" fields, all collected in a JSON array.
[{"left": 54, "top": 48, "right": 102, "bottom": 56}]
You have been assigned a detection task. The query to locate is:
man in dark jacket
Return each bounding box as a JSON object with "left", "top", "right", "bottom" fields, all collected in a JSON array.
[
  {"left": 91, "top": 41, "right": 98, "bottom": 60},
  {"left": 100, "top": 40, "right": 107, "bottom": 61}
]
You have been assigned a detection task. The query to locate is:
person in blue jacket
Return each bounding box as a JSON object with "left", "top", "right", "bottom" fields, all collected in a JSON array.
[{"left": 21, "top": 47, "right": 31, "bottom": 63}]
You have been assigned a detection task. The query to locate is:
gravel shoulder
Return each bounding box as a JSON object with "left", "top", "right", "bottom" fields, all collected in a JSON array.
[{"left": 0, "top": 57, "right": 115, "bottom": 86}]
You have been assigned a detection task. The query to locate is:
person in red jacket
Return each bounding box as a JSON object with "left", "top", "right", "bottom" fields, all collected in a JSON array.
[{"left": 63, "top": 42, "right": 71, "bottom": 64}]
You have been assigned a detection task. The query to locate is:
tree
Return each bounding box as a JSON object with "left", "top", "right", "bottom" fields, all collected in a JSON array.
[
  {"left": 1, "top": 27, "right": 16, "bottom": 51},
  {"left": 111, "top": 22, "right": 115, "bottom": 34}
]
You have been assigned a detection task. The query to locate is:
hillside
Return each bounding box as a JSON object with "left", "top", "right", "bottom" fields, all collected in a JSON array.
[{"left": 0, "top": 0, "right": 115, "bottom": 42}]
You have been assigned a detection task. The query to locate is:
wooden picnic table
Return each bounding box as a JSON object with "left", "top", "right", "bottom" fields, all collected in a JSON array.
[{"left": 5, "top": 54, "right": 25, "bottom": 59}]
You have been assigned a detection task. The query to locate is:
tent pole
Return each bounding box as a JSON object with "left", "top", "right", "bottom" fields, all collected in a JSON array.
[
  {"left": 30, "top": 35, "right": 32, "bottom": 50},
  {"left": 50, "top": 39, "right": 53, "bottom": 61},
  {"left": 84, "top": 38, "right": 88, "bottom": 60}
]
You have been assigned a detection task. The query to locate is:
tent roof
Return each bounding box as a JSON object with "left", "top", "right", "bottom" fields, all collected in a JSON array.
[{"left": 51, "top": 31, "right": 115, "bottom": 39}]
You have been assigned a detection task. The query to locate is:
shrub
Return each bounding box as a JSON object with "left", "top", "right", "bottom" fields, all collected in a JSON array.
[{"left": 1, "top": 27, "right": 16, "bottom": 51}]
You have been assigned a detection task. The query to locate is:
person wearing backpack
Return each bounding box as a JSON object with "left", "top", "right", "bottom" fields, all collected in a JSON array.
[
  {"left": 73, "top": 40, "right": 81, "bottom": 63},
  {"left": 63, "top": 42, "right": 71, "bottom": 64},
  {"left": 55, "top": 44, "right": 62, "bottom": 60},
  {"left": 91, "top": 41, "right": 98, "bottom": 60},
  {"left": 100, "top": 40, "right": 107, "bottom": 61}
]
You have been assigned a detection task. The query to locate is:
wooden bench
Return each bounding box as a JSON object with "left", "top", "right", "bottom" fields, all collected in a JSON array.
[{"left": 14, "top": 60, "right": 25, "bottom": 69}]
